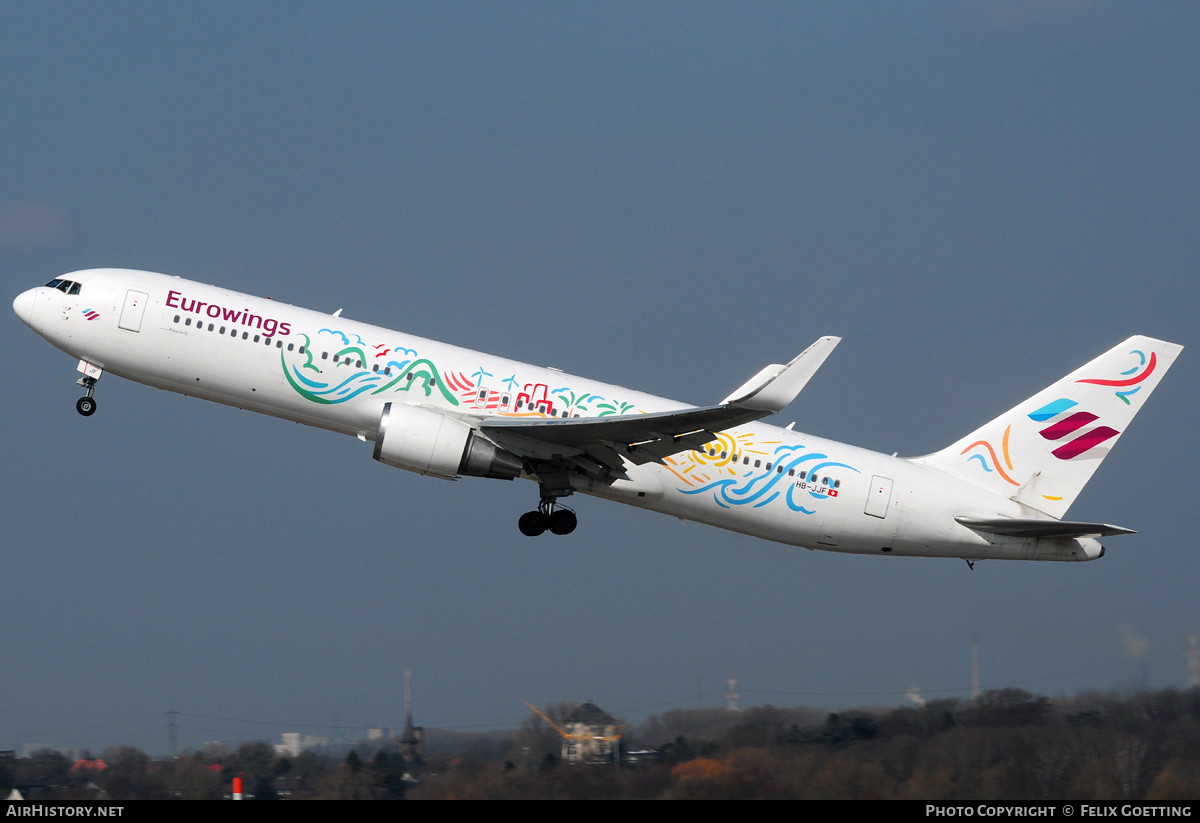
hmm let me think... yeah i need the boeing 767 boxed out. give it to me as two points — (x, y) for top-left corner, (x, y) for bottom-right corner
(13, 269), (1182, 565)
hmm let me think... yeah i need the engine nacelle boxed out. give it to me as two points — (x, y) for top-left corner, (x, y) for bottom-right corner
(372, 402), (524, 481)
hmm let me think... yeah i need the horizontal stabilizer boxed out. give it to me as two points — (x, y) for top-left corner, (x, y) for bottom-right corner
(721, 336), (840, 412)
(955, 517), (1136, 539)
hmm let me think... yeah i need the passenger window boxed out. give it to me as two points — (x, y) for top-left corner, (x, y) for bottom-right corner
(384, 368), (390, 376)
(754, 460), (761, 468)
(243, 332), (248, 339)
(287, 343), (294, 351)
(220, 327), (226, 334)
(277, 340), (283, 348)
(253, 335), (260, 343)
(373, 364), (380, 373)
(321, 352), (328, 360)
(298, 345), (304, 353)
(174, 315), (180, 323)
(208, 323), (214, 331)
(185, 318), (192, 326)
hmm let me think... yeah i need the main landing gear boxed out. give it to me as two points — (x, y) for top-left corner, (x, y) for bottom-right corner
(518, 498), (577, 537)
(518, 468), (578, 537)
(76, 375), (98, 417)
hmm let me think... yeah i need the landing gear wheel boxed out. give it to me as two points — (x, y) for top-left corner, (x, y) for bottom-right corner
(76, 396), (97, 416)
(549, 509), (577, 535)
(520, 483), (578, 537)
(518, 511), (547, 537)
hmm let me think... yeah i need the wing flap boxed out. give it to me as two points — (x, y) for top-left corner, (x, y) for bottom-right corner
(482, 404), (757, 448)
(481, 408), (735, 468)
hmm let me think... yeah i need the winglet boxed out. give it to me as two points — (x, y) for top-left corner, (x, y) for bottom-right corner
(721, 336), (840, 412)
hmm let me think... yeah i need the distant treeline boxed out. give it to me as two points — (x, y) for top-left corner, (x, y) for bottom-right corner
(4, 688), (1199, 799)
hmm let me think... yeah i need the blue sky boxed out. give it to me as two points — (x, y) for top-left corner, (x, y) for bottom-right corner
(2, 2), (1197, 755)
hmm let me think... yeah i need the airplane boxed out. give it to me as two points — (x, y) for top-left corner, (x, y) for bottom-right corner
(13, 269), (1182, 566)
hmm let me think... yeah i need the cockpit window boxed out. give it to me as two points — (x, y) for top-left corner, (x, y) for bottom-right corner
(43, 278), (82, 295)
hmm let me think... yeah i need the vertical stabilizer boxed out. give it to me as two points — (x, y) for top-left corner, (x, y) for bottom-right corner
(914, 336), (1182, 518)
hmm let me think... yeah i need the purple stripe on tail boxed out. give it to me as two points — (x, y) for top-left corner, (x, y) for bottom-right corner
(1039, 411), (1098, 440)
(1051, 426), (1119, 460)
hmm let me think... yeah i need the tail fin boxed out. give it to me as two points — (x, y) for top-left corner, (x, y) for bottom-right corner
(914, 336), (1183, 518)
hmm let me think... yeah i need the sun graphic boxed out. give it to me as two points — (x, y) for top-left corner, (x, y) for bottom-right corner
(664, 431), (774, 487)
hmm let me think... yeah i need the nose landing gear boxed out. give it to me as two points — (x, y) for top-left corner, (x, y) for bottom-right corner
(75, 375), (98, 417)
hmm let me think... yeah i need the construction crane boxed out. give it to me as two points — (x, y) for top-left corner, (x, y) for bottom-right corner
(523, 701), (625, 766)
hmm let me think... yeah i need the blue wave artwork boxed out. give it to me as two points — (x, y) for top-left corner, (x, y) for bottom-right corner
(289, 364), (382, 403)
(679, 444), (859, 514)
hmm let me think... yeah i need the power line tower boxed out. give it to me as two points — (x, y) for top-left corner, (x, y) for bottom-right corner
(166, 709), (180, 758)
(1187, 631), (1200, 690)
(971, 636), (981, 700)
(400, 669), (425, 759)
(725, 671), (741, 711)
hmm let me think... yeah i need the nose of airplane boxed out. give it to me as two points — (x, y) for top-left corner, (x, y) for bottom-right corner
(13, 288), (37, 326)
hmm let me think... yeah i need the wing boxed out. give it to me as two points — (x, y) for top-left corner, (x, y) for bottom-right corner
(478, 336), (840, 478)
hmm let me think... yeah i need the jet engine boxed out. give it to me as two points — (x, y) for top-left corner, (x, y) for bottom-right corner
(372, 401), (525, 481)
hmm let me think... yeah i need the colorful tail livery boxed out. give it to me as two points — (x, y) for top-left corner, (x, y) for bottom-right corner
(12, 270), (1185, 563)
(916, 336), (1183, 519)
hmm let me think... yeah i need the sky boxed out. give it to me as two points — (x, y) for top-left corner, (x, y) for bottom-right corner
(2, 1), (1197, 756)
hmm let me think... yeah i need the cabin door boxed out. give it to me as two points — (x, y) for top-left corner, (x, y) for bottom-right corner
(118, 290), (149, 332)
(864, 475), (894, 519)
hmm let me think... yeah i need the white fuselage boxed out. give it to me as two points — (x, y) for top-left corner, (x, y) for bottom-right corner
(13, 269), (1103, 562)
